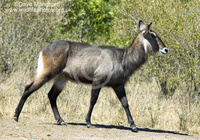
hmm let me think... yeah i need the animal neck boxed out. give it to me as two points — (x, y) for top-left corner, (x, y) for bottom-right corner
(122, 35), (148, 78)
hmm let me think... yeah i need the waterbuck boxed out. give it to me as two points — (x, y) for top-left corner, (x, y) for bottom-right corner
(14, 20), (168, 132)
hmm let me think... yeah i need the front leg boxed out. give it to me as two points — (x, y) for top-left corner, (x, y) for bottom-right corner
(113, 86), (138, 132)
(85, 82), (102, 128)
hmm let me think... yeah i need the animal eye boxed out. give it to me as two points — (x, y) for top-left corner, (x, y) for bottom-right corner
(151, 33), (156, 38)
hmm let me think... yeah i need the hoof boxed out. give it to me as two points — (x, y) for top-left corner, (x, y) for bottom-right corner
(57, 121), (67, 125)
(14, 117), (18, 122)
(61, 122), (67, 125)
(56, 118), (67, 125)
(131, 127), (139, 132)
(87, 124), (93, 128)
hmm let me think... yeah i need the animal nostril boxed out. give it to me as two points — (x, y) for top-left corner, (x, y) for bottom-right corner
(164, 48), (168, 53)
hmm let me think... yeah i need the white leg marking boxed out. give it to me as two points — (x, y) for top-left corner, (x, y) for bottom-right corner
(37, 52), (44, 76)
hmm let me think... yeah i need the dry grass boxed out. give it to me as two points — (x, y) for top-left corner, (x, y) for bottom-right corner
(0, 70), (199, 135)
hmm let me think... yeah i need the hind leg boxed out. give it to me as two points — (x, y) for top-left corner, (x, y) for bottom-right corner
(48, 75), (67, 125)
(14, 74), (51, 122)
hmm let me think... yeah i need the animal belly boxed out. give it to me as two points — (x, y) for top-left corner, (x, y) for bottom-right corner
(63, 66), (95, 84)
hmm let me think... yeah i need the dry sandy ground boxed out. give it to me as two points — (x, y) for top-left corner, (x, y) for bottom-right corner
(0, 118), (199, 140)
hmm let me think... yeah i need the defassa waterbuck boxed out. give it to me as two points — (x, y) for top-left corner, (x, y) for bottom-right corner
(14, 20), (168, 132)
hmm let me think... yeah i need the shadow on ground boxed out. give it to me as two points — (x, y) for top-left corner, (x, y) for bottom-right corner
(64, 122), (188, 136)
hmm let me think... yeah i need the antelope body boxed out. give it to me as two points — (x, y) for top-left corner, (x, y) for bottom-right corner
(14, 21), (168, 132)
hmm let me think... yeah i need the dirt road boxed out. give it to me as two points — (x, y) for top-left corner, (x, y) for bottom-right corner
(0, 118), (199, 140)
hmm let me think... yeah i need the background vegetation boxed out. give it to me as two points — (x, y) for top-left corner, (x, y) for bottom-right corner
(0, 0), (199, 134)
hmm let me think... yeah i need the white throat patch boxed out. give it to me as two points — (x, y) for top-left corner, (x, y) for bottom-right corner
(141, 31), (149, 55)
(143, 39), (149, 55)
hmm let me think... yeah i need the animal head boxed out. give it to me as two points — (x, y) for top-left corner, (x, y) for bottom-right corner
(139, 20), (168, 55)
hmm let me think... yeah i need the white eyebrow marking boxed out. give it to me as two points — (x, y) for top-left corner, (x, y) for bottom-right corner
(150, 32), (157, 37)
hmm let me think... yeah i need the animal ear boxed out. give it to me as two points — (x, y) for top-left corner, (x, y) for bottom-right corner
(147, 22), (152, 30)
(139, 20), (146, 31)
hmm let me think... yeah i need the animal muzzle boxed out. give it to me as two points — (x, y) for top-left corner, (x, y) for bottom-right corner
(159, 47), (168, 54)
